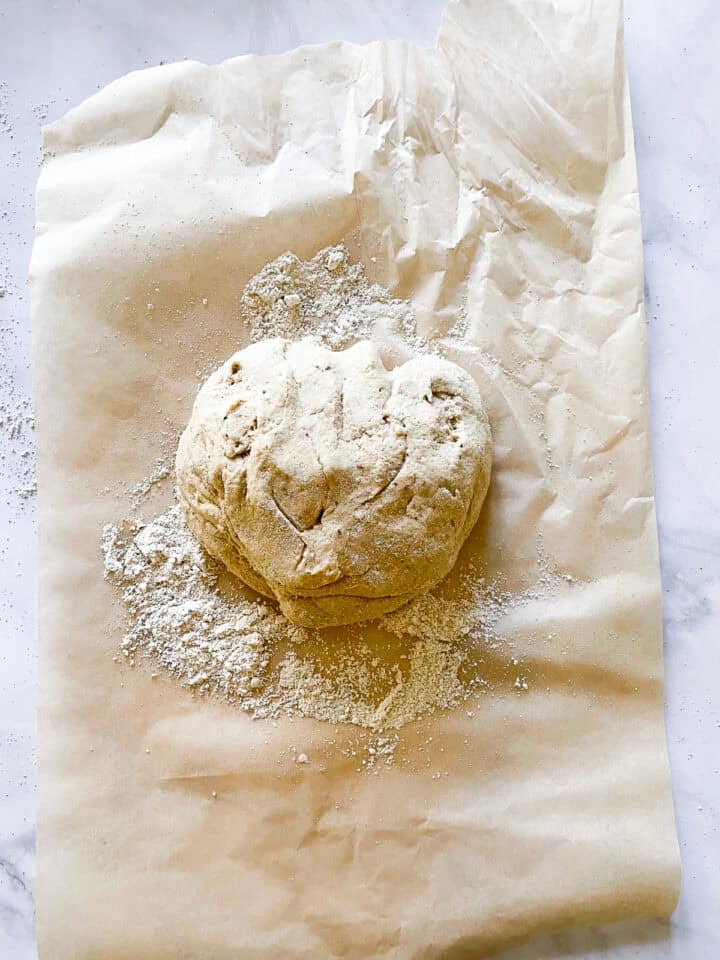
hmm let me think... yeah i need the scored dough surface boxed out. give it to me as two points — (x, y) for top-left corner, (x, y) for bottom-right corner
(176, 338), (492, 627)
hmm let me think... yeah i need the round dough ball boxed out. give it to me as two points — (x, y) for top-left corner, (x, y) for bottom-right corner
(176, 338), (492, 628)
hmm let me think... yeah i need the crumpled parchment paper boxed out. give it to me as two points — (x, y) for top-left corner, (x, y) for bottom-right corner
(30, 1), (680, 956)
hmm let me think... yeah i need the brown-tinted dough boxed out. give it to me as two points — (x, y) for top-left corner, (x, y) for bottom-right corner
(176, 338), (492, 627)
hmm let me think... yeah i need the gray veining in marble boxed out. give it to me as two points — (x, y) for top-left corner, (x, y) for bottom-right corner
(1, 1), (718, 958)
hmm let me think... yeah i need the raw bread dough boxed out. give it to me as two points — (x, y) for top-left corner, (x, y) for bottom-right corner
(176, 338), (492, 627)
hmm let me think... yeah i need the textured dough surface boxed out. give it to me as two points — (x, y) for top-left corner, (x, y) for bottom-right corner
(176, 338), (492, 627)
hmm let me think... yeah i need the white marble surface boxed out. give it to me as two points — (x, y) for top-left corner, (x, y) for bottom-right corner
(1, 0), (718, 957)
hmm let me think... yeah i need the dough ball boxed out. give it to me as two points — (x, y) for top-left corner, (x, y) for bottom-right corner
(176, 338), (492, 627)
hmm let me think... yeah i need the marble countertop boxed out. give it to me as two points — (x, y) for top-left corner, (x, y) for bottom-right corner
(1, 1), (718, 957)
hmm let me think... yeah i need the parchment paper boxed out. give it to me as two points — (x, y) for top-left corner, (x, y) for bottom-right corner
(31, 1), (680, 956)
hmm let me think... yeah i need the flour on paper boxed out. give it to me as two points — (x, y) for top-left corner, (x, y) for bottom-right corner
(104, 504), (561, 734)
(241, 245), (426, 355)
(103, 245), (556, 738)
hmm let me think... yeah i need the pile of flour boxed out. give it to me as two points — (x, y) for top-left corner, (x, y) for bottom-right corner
(103, 245), (553, 734)
(240, 244), (426, 354)
(104, 505), (554, 732)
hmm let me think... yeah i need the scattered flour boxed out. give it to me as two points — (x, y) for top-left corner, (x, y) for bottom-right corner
(128, 457), (172, 507)
(103, 505), (559, 733)
(102, 245), (561, 745)
(0, 391), (36, 505)
(103, 507), (299, 702)
(240, 245), (426, 354)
